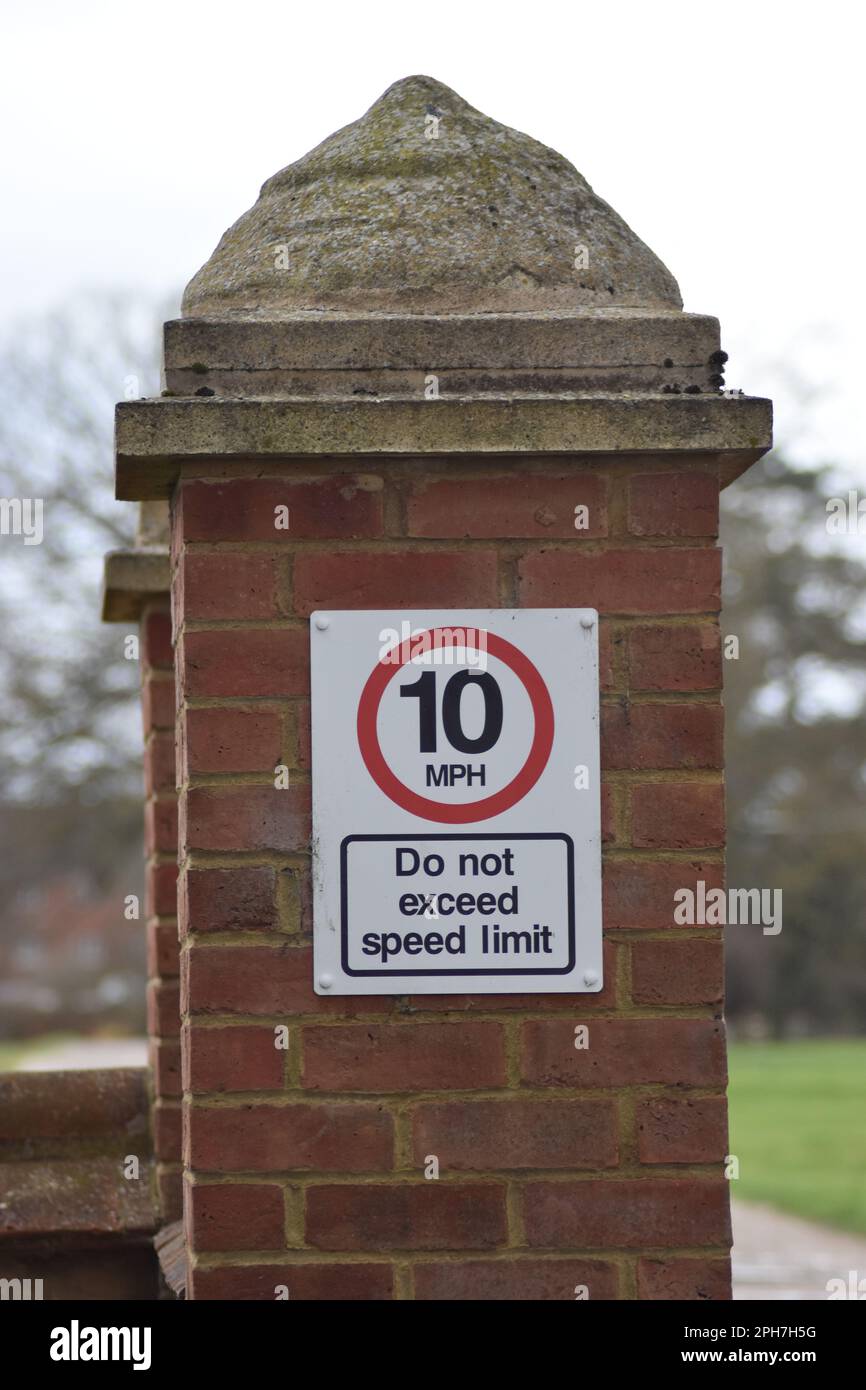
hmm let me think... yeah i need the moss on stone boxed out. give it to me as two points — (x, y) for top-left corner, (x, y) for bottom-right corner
(183, 75), (682, 317)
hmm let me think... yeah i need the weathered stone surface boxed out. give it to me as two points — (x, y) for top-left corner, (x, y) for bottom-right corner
(0, 1158), (155, 1238)
(115, 394), (773, 500)
(114, 75), (772, 506)
(0, 1068), (149, 1145)
(137, 500), (169, 546)
(182, 75), (682, 317)
(162, 310), (721, 397)
(0, 1069), (157, 1249)
(166, 312), (715, 373)
(102, 549), (171, 621)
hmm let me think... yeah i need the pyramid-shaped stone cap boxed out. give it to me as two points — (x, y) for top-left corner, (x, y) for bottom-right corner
(182, 75), (682, 317)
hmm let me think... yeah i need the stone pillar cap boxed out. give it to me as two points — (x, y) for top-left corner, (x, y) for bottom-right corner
(113, 78), (772, 502)
(182, 75), (682, 318)
(101, 502), (170, 622)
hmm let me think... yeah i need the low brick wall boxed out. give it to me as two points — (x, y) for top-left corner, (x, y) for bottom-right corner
(0, 1068), (159, 1300)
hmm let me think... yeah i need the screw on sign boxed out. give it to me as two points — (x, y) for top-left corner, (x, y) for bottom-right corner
(310, 609), (603, 995)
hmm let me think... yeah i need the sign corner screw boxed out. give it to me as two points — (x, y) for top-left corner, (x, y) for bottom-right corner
(318, 973), (334, 990)
(583, 969), (599, 987)
(315, 615), (331, 631)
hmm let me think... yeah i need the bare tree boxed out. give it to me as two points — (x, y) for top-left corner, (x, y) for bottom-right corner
(0, 290), (176, 805)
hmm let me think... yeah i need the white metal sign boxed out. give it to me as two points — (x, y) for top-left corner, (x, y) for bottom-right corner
(310, 609), (602, 995)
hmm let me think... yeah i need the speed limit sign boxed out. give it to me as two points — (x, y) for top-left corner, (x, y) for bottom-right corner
(310, 609), (602, 995)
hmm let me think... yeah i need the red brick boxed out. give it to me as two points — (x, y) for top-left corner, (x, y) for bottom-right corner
(601, 784), (616, 843)
(521, 1019), (727, 1087)
(414, 1258), (619, 1300)
(147, 979), (181, 1038)
(144, 731), (176, 795)
(179, 552), (283, 621)
(603, 859), (724, 930)
(184, 707), (283, 775)
(146, 862), (178, 918)
(150, 1040), (182, 1098)
(187, 1104), (393, 1172)
(598, 623), (621, 691)
(601, 702), (723, 770)
(145, 798), (178, 856)
(628, 472), (718, 538)
(292, 702), (311, 772)
(631, 939), (724, 1006)
(523, 1179), (730, 1249)
(143, 609), (173, 669)
(182, 784), (310, 854)
(290, 867), (314, 935)
(518, 548), (721, 614)
(183, 1024), (286, 1093)
(181, 628), (308, 698)
(411, 1099), (618, 1169)
(182, 867), (278, 934)
(184, 943), (392, 1017)
(637, 1257), (731, 1300)
(157, 1167), (183, 1224)
(179, 476), (384, 542)
(407, 474), (607, 539)
(629, 624), (721, 691)
(637, 1096), (728, 1164)
(154, 1103), (182, 1162)
(142, 676), (175, 732)
(189, 1262), (393, 1300)
(293, 551), (499, 617)
(189, 1183), (285, 1251)
(631, 782), (725, 849)
(147, 919), (180, 978)
(302, 1023), (506, 1092)
(306, 1183), (506, 1250)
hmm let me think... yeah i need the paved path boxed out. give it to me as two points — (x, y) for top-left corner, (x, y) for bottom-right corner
(17, 1037), (148, 1071)
(732, 1199), (866, 1300)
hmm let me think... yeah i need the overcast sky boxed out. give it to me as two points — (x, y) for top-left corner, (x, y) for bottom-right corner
(1, 0), (862, 474)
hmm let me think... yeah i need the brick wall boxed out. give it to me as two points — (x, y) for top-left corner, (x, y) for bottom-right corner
(141, 602), (182, 1222)
(0, 1069), (158, 1299)
(173, 454), (730, 1301)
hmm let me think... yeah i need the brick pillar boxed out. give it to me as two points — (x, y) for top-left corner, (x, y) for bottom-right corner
(141, 602), (182, 1222)
(103, 508), (181, 1223)
(113, 75), (772, 1300)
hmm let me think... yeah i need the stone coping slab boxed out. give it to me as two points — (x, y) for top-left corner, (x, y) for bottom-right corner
(162, 311), (722, 397)
(102, 549), (171, 621)
(116, 394), (772, 500)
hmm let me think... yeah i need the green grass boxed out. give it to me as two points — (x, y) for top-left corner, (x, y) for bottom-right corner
(728, 1039), (866, 1234)
(0, 1033), (79, 1073)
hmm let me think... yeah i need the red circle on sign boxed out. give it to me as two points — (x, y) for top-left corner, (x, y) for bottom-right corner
(357, 628), (554, 824)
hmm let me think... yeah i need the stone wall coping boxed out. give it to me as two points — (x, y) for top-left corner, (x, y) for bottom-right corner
(102, 548), (171, 621)
(116, 393), (772, 500)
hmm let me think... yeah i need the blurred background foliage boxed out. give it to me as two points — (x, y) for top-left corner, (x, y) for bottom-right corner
(721, 454), (866, 1036)
(0, 293), (173, 1037)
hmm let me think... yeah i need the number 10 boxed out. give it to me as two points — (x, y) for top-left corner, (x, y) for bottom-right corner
(400, 671), (503, 754)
